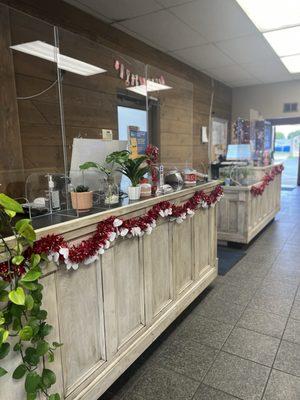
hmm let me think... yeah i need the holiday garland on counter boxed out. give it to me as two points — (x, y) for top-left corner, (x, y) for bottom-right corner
(23, 185), (223, 272)
(250, 164), (284, 197)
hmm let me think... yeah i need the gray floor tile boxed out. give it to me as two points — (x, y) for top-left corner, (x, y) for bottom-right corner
(149, 336), (218, 381)
(295, 289), (300, 302)
(249, 292), (293, 317)
(173, 315), (233, 350)
(208, 282), (256, 307)
(263, 369), (300, 400)
(238, 307), (287, 338)
(196, 298), (245, 325)
(128, 365), (199, 400)
(259, 280), (298, 300)
(204, 352), (270, 400)
(274, 340), (300, 377)
(264, 269), (300, 286)
(290, 300), (300, 320)
(223, 327), (280, 367)
(283, 318), (300, 344)
(193, 384), (240, 399)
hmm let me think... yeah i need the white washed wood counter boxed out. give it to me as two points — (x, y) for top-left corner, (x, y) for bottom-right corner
(217, 164), (282, 244)
(1, 181), (219, 400)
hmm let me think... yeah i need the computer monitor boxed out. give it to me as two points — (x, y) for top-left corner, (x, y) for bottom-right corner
(226, 144), (251, 161)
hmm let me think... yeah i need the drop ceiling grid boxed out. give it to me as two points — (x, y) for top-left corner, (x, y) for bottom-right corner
(64, 0), (296, 87)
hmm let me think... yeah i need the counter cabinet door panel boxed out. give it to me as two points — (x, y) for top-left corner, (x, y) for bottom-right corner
(143, 221), (173, 321)
(193, 209), (210, 277)
(208, 206), (217, 269)
(102, 237), (145, 356)
(56, 259), (106, 396)
(172, 216), (194, 296)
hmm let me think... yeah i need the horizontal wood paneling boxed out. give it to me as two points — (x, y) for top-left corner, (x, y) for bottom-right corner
(0, 1), (232, 198)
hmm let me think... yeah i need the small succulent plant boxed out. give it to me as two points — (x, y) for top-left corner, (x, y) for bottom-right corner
(75, 185), (89, 192)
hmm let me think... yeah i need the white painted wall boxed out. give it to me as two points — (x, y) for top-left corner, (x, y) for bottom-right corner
(232, 80), (300, 120)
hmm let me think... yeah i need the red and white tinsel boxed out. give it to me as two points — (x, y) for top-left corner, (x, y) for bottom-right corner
(30, 186), (223, 271)
(250, 164), (284, 197)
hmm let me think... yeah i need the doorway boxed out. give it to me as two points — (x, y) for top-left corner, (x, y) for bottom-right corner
(268, 117), (300, 188)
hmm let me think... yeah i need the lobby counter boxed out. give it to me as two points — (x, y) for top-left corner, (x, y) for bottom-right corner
(2, 181), (220, 400)
(217, 164), (283, 244)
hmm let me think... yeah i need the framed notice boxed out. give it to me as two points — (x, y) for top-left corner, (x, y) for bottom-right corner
(211, 118), (228, 162)
(128, 126), (148, 158)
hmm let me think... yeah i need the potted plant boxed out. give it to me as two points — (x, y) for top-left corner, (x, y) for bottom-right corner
(71, 185), (93, 212)
(79, 161), (119, 206)
(106, 150), (150, 200)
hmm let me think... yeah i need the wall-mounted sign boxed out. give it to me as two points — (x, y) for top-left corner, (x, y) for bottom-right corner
(114, 60), (165, 87)
(128, 126), (148, 158)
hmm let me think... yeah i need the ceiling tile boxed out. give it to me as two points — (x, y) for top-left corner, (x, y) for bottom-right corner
(156, 0), (193, 7)
(205, 64), (254, 84)
(216, 34), (278, 64)
(242, 60), (292, 83)
(227, 77), (263, 87)
(170, 0), (257, 42)
(120, 10), (207, 51)
(64, 0), (113, 22)
(66, 0), (161, 21)
(112, 23), (168, 52)
(171, 43), (234, 70)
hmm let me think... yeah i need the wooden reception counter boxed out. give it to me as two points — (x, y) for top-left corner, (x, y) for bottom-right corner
(217, 164), (283, 244)
(2, 181), (220, 400)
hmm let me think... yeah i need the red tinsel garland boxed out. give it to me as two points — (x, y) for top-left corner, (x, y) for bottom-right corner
(250, 164), (284, 197)
(0, 185), (223, 277)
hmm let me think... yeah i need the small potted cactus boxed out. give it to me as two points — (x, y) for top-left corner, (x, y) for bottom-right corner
(71, 185), (93, 212)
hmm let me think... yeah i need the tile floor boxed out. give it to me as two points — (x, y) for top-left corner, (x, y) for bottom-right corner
(99, 188), (300, 400)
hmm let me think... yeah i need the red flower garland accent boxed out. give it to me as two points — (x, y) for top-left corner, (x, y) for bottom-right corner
(250, 165), (284, 197)
(145, 144), (159, 194)
(1, 185), (222, 274)
(0, 261), (26, 282)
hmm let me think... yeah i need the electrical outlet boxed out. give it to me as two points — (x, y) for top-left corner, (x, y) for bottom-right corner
(102, 129), (113, 140)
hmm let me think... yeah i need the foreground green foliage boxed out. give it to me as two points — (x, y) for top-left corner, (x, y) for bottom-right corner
(0, 193), (62, 399)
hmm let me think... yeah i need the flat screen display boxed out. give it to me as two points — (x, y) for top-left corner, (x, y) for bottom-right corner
(226, 144), (251, 160)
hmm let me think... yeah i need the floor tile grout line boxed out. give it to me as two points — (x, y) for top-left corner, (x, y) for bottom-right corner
(104, 204), (299, 400)
(203, 237), (290, 400)
(259, 264), (300, 400)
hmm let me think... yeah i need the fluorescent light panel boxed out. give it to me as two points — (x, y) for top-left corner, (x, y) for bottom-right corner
(127, 81), (172, 96)
(281, 54), (300, 73)
(264, 26), (300, 57)
(236, 0), (300, 32)
(10, 41), (106, 76)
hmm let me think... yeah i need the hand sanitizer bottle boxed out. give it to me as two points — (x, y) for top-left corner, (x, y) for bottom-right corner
(48, 175), (61, 211)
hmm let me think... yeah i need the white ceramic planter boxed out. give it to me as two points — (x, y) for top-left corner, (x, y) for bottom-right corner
(128, 186), (141, 201)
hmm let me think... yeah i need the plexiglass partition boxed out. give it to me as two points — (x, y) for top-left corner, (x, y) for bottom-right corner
(0, 4), (150, 225)
(0, 4), (196, 229)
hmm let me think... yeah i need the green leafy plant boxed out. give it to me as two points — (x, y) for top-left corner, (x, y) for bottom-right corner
(0, 193), (62, 399)
(79, 161), (111, 178)
(105, 151), (150, 187)
(74, 185), (89, 192)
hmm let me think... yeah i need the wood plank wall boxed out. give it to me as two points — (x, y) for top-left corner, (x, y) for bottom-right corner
(0, 0), (232, 197)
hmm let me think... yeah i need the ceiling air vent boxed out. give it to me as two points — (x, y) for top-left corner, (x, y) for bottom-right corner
(283, 102), (298, 113)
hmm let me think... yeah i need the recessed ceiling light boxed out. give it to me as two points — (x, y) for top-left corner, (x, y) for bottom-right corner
(236, 0), (300, 32)
(127, 81), (172, 96)
(10, 40), (106, 76)
(281, 54), (300, 73)
(264, 26), (300, 57)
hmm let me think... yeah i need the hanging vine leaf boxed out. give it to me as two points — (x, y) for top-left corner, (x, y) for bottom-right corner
(0, 193), (23, 213)
(13, 364), (27, 380)
(0, 193), (61, 399)
(25, 372), (41, 393)
(8, 287), (26, 305)
(0, 343), (10, 359)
